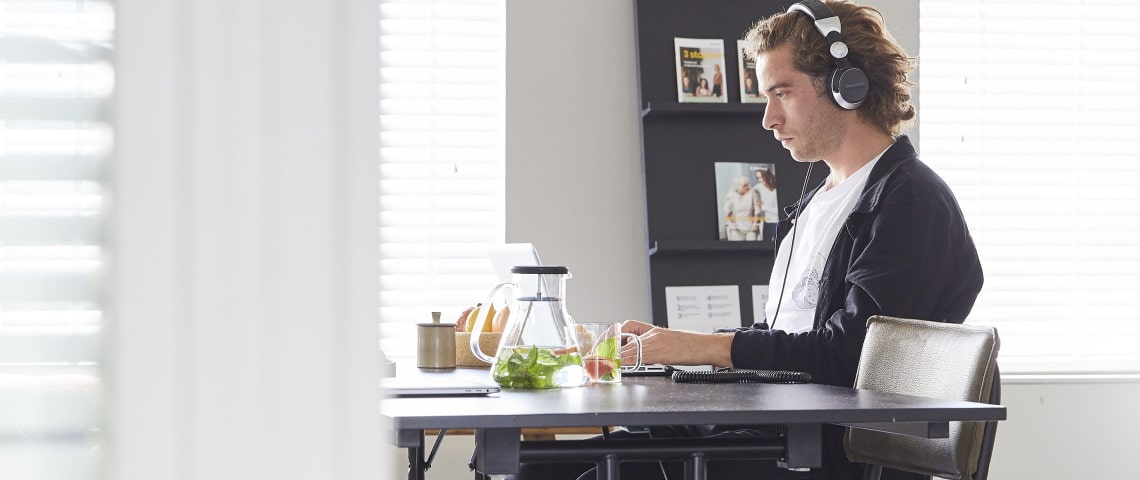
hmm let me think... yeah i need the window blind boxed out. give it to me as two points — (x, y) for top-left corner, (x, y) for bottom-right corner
(0, 0), (111, 476)
(378, 0), (505, 359)
(919, 0), (1140, 375)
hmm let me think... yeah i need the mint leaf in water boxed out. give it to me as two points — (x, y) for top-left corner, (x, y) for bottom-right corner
(594, 336), (619, 360)
(491, 346), (583, 389)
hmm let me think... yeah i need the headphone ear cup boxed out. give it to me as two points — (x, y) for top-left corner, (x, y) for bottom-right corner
(830, 66), (869, 110)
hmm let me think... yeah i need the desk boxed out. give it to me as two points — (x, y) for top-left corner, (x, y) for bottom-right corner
(382, 369), (1005, 480)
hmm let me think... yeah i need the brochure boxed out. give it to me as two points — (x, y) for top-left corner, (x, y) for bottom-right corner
(737, 40), (766, 103)
(664, 285), (741, 331)
(714, 162), (779, 241)
(674, 37), (728, 103)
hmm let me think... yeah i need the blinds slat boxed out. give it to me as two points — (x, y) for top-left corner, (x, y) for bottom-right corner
(0, 373), (98, 432)
(0, 217), (101, 245)
(0, 272), (99, 303)
(0, 155), (104, 181)
(0, 36), (110, 63)
(0, 332), (98, 364)
(0, 98), (107, 121)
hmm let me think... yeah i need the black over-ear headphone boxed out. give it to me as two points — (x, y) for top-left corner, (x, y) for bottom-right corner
(787, 0), (869, 109)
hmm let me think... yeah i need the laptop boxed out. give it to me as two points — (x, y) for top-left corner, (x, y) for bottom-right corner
(487, 242), (543, 284)
(624, 364), (714, 376)
(381, 375), (501, 398)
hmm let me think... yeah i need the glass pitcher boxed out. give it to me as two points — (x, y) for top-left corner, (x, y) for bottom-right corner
(470, 266), (586, 389)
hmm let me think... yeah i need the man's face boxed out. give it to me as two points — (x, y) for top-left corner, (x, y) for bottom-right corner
(756, 45), (845, 162)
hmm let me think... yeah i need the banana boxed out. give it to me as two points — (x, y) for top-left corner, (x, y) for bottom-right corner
(480, 304), (497, 333)
(464, 303), (482, 333)
(464, 303), (497, 333)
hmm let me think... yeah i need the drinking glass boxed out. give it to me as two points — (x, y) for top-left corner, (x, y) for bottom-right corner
(572, 323), (643, 384)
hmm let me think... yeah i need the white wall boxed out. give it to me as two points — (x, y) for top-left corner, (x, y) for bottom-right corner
(995, 378), (1140, 478)
(387, 1), (1140, 478)
(505, 1), (649, 326)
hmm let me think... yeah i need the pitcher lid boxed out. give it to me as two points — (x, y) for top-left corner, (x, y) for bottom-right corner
(510, 265), (568, 275)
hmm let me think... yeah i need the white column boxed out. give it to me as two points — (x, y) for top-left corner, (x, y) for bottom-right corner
(109, 0), (381, 479)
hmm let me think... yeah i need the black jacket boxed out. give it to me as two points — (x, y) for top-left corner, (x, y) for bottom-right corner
(727, 135), (983, 480)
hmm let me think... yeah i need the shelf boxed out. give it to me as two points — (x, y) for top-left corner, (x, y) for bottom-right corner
(649, 240), (774, 256)
(640, 101), (767, 118)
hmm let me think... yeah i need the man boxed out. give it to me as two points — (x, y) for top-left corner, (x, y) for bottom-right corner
(626, 1), (983, 478)
(516, 1), (982, 479)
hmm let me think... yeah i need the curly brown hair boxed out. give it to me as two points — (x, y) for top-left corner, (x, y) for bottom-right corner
(742, 0), (916, 136)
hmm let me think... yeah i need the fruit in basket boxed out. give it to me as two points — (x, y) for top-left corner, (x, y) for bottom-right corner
(455, 306), (475, 332)
(491, 305), (510, 333)
(464, 303), (496, 333)
(464, 304), (481, 332)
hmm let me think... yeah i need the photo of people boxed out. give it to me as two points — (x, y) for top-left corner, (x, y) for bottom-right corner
(675, 37), (728, 104)
(714, 162), (778, 241)
(750, 163), (779, 240)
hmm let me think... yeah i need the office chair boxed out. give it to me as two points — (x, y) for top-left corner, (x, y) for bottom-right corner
(844, 316), (1001, 480)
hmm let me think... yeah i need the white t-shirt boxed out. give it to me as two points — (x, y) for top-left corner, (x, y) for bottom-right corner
(764, 152), (885, 334)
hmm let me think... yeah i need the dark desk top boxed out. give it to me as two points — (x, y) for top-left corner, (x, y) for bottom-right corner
(381, 368), (1006, 432)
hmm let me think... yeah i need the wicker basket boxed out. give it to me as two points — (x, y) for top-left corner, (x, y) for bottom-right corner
(455, 332), (501, 368)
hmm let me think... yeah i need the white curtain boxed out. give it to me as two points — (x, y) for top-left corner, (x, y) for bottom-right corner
(110, 0), (383, 478)
(378, 0), (506, 359)
(920, 0), (1140, 375)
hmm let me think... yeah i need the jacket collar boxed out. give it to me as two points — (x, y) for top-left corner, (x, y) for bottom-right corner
(782, 135), (917, 219)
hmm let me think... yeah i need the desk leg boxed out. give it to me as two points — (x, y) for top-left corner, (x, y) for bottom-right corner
(780, 424), (822, 470)
(597, 453), (619, 480)
(473, 428), (521, 475)
(401, 430), (426, 480)
(685, 452), (707, 480)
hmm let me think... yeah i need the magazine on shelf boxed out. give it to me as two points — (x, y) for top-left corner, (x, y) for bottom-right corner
(674, 37), (728, 104)
(713, 162), (779, 241)
(737, 40), (766, 104)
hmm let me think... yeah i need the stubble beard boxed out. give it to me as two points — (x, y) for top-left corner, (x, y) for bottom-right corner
(788, 95), (846, 163)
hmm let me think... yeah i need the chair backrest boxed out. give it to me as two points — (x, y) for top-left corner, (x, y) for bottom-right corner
(844, 316), (1000, 480)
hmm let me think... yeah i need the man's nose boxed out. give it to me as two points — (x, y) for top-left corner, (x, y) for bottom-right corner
(762, 103), (779, 131)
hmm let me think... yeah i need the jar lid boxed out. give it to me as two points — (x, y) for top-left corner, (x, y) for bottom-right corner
(417, 322), (455, 327)
(417, 311), (454, 327)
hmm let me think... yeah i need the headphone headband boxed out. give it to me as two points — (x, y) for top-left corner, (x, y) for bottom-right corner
(788, 1), (842, 48)
(787, 0), (868, 109)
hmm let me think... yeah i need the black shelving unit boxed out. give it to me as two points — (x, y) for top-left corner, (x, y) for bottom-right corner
(634, 0), (828, 327)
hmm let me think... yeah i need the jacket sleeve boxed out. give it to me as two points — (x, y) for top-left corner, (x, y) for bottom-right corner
(728, 197), (969, 387)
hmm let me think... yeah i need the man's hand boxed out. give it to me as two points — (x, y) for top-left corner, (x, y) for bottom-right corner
(619, 320), (735, 368)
